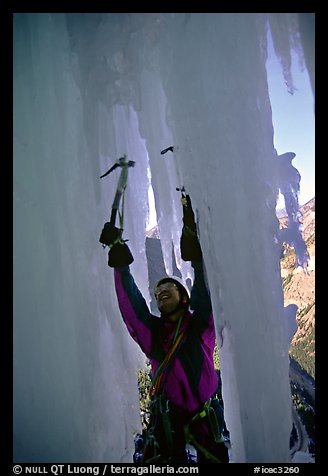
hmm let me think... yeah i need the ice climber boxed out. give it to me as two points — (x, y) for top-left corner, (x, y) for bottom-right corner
(99, 193), (229, 464)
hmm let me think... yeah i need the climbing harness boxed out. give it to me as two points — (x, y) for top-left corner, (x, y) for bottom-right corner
(100, 155), (135, 247)
(183, 399), (224, 463)
(142, 316), (189, 463)
(142, 394), (174, 463)
(140, 286), (225, 463)
(142, 395), (225, 464)
(142, 318), (225, 463)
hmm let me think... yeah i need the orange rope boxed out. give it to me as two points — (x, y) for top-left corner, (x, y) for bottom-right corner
(150, 329), (186, 396)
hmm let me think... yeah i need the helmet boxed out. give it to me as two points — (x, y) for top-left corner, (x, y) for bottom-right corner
(154, 275), (190, 299)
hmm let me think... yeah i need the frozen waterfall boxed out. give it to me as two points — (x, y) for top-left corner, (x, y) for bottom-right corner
(13, 13), (314, 463)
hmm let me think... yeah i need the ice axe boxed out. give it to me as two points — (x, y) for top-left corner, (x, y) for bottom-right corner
(160, 145), (186, 199)
(99, 155), (135, 247)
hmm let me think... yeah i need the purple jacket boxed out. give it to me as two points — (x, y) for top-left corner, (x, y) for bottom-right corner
(114, 261), (218, 413)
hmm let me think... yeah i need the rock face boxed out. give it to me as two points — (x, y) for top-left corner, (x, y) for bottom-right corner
(279, 197), (315, 378)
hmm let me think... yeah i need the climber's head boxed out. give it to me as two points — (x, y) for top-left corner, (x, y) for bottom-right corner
(154, 276), (190, 320)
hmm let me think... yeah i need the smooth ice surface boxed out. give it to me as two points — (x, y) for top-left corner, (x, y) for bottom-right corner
(13, 13), (313, 463)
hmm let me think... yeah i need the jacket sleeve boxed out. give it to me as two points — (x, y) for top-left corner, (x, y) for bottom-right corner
(114, 266), (155, 357)
(190, 260), (212, 314)
(189, 261), (216, 344)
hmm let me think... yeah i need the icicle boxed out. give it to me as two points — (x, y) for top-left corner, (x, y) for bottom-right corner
(277, 152), (310, 269)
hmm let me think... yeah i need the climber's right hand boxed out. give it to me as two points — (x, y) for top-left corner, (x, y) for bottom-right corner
(182, 194), (197, 232)
(180, 227), (203, 262)
(99, 222), (121, 247)
(180, 194), (203, 262)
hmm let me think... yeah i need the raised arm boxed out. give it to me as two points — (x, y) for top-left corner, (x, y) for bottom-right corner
(99, 222), (155, 356)
(179, 194), (215, 342)
(189, 260), (212, 314)
(114, 266), (155, 357)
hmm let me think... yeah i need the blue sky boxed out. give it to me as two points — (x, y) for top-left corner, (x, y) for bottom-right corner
(266, 33), (315, 208)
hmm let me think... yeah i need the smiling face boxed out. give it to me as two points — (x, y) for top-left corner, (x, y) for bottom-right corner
(155, 281), (180, 313)
(155, 281), (189, 320)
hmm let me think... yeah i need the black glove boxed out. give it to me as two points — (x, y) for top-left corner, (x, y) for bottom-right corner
(180, 195), (203, 262)
(99, 222), (134, 267)
(99, 222), (121, 247)
(108, 242), (134, 268)
(182, 195), (197, 231)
